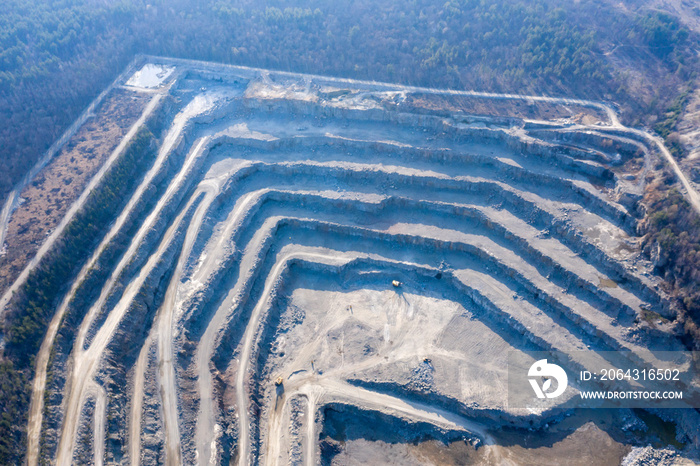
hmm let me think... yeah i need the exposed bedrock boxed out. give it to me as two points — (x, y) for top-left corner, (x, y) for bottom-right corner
(528, 128), (647, 164)
(319, 402), (477, 459)
(236, 97), (622, 187)
(202, 229), (672, 458)
(192, 192), (644, 352)
(177, 160), (665, 335)
(29, 62), (697, 466)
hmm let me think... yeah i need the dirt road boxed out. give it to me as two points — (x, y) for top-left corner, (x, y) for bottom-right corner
(53, 95), (219, 464)
(25, 91), (164, 466)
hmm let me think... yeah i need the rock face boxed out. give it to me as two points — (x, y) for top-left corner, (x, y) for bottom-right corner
(621, 446), (685, 466)
(22, 57), (700, 465)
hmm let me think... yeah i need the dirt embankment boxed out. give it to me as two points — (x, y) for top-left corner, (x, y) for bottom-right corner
(0, 89), (148, 293)
(26, 60), (700, 465)
(405, 93), (608, 124)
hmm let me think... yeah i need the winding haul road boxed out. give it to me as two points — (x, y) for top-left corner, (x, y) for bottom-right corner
(234, 249), (358, 466)
(13, 57), (700, 464)
(154, 186), (214, 466)
(25, 91), (165, 466)
(37, 91), (222, 465)
(646, 132), (700, 214)
(0, 61), (151, 321)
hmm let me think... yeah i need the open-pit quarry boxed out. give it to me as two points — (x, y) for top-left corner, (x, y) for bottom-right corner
(5, 57), (700, 465)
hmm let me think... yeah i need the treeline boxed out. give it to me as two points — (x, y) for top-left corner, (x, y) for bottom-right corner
(5, 128), (155, 363)
(642, 187), (700, 348)
(0, 128), (155, 464)
(654, 88), (693, 160)
(0, 360), (28, 464)
(1, 0), (697, 205)
(633, 11), (692, 67)
(0, 0), (139, 210)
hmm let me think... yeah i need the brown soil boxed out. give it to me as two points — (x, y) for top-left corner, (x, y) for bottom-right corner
(0, 88), (149, 293)
(409, 423), (630, 466)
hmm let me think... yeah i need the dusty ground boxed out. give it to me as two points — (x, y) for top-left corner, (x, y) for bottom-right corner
(405, 94), (609, 125)
(0, 88), (148, 292)
(325, 422), (631, 466)
(12, 58), (700, 466)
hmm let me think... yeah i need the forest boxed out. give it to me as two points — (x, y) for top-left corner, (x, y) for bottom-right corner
(0, 127), (156, 463)
(643, 187), (700, 346)
(0, 0), (698, 462)
(0, 0), (696, 204)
